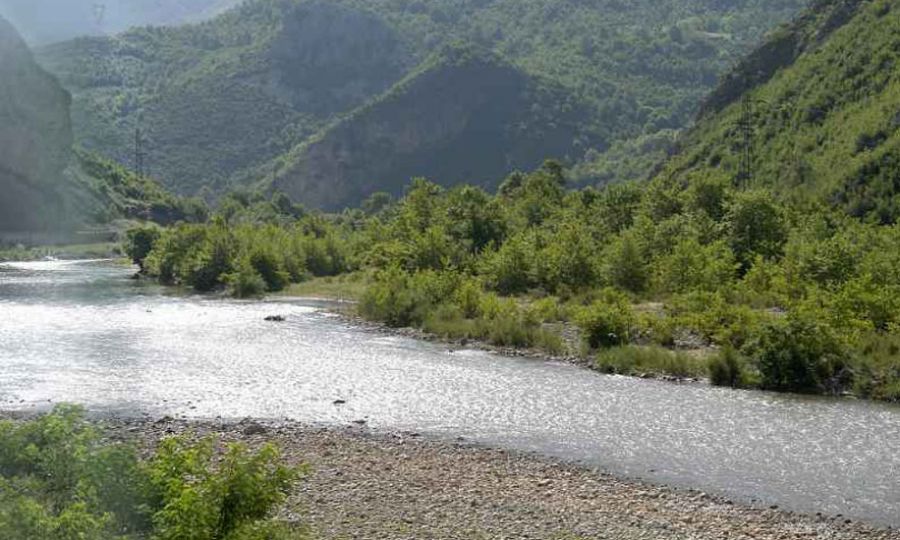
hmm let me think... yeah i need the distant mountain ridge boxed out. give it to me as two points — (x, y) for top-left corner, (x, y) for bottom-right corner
(0, 0), (243, 45)
(38, 0), (807, 206)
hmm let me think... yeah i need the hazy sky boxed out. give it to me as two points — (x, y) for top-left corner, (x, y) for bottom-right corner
(0, 0), (242, 45)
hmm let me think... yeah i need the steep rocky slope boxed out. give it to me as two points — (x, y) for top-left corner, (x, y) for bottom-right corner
(0, 15), (73, 233)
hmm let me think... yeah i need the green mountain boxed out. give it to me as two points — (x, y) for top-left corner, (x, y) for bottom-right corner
(271, 45), (598, 209)
(38, 0), (806, 204)
(0, 0), (242, 45)
(38, 0), (414, 197)
(656, 0), (900, 223)
(0, 15), (73, 234)
(0, 14), (202, 241)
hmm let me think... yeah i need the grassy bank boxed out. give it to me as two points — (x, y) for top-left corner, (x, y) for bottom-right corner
(278, 273), (369, 302)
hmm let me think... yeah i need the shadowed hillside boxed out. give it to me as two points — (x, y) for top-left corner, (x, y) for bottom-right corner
(0, 15), (72, 233)
(38, 0), (414, 196)
(272, 45), (597, 209)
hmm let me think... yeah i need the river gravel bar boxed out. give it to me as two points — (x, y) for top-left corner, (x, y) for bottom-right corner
(69, 416), (898, 540)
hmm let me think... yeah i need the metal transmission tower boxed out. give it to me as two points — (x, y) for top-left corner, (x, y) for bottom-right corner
(92, 3), (106, 28)
(736, 97), (767, 187)
(134, 127), (146, 178)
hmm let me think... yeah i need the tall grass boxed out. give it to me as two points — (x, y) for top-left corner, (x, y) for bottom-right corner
(595, 346), (707, 378)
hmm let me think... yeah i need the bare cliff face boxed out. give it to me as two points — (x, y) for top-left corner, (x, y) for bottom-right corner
(0, 15), (73, 233)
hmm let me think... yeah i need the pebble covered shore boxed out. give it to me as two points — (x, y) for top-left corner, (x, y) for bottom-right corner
(91, 416), (899, 540)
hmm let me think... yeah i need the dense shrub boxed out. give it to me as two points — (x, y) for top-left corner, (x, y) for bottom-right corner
(124, 226), (161, 271)
(225, 259), (268, 299)
(359, 267), (427, 327)
(708, 347), (755, 388)
(576, 291), (636, 349)
(850, 331), (900, 401)
(744, 313), (848, 393)
(0, 406), (306, 540)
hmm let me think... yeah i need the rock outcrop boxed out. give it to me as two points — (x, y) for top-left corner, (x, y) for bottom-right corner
(0, 15), (73, 234)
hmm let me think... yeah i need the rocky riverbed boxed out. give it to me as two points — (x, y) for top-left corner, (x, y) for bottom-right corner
(84, 415), (898, 540)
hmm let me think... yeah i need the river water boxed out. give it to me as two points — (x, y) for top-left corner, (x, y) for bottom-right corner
(0, 259), (898, 525)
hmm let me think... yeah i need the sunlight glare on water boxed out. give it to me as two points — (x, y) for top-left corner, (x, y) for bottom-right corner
(1, 260), (899, 525)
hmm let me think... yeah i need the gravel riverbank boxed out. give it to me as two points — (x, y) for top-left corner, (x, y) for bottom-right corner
(84, 416), (898, 540)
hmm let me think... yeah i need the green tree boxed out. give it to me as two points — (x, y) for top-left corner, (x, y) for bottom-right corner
(726, 190), (787, 269)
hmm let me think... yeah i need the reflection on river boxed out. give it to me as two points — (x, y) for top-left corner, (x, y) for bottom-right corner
(1, 260), (898, 525)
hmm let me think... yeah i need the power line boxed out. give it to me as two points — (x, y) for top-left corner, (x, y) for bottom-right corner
(134, 127), (145, 178)
(736, 96), (766, 187)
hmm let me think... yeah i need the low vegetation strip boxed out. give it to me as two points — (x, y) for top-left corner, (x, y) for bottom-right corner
(124, 160), (900, 402)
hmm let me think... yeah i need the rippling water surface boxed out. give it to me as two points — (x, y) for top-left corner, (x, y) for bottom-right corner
(1, 260), (898, 524)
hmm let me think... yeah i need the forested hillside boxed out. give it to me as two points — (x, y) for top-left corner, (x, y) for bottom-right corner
(658, 0), (900, 224)
(0, 0), (242, 45)
(131, 0), (900, 402)
(38, 0), (805, 203)
(0, 15), (73, 233)
(271, 44), (599, 209)
(38, 0), (414, 196)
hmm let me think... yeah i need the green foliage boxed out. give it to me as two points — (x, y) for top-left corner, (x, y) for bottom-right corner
(146, 437), (300, 540)
(653, 239), (738, 294)
(601, 232), (648, 294)
(225, 259), (268, 299)
(725, 190), (787, 269)
(0, 406), (306, 540)
(74, 151), (209, 226)
(849, 331), (900, 402)
(708, 347), (754, 388)
(744, 312), (848, 393)
(595, 346), (706, 378)
(40, 0), (804, 199)
(143, 209), (354, 295)
(359, 266), (423, 328)
(124, 226), (162, 270)
(575, 291), (636, 349)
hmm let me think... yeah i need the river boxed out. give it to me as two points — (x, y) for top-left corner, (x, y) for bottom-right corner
(0, 259), (898, 525)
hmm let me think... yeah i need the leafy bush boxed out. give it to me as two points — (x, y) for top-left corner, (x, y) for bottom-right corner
(0, 406), (306, 540)
(124, 226), (161, 271)
(708, 347), (755, 388)
(850, 331), (900, 401)
(225, 259), (268, 299)
(576, 291), (636, 349)
(359, 266), (423, 327)
(146, 437), (300, 540)
(249, 248), (290, 293)
(744, 312), (848, 393)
